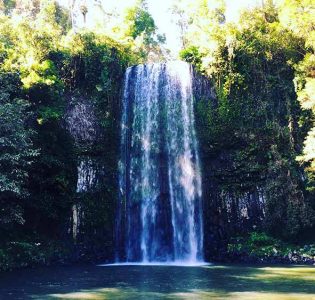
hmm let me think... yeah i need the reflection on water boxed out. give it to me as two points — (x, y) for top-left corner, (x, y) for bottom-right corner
(0, 264), (314, 299)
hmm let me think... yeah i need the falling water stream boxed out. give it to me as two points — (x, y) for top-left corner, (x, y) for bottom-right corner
(116, 61), (203, 263)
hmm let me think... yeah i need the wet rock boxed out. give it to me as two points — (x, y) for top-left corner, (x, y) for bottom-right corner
(64, 95), (102, 146)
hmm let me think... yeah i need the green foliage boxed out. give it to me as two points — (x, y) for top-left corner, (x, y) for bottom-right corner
(180, 46), (203, 72)
(0, 0), (139, 270)
(0, 0), (15, 15)
(184, 2), (315, 239)
(0, 96), (36, 196)
(58, 32), (134, 93)
(279, 0), (315, 192)
(123, 0), (167, 61)
(0, 72), (38, 229)
(0, 240), (72, 271)
(1, 0), (314, 270)
(228, 231), (315, 262)
(125, 0), (156, 41)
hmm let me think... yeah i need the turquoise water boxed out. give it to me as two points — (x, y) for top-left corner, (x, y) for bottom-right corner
(0, 264), (314, 299)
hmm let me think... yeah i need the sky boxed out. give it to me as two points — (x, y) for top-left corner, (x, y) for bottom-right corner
(59, 0), (262, 54)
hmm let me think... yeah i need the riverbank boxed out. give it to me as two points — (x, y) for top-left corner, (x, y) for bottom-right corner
(0, 239), (113, 272)
(0, 241), (70, 272)
(221, 232), (315, 265)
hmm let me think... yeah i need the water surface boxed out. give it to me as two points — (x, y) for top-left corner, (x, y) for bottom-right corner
(0, 264), (314, 299)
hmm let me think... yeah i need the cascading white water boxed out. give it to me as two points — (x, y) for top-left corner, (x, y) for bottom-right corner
(116, 61), (203, 263)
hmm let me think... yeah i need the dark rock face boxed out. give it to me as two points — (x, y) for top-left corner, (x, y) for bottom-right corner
(64, 96), (103, 146)
(76, 157), (106, 193)
(192, 69), (217, 104)
(64, 95), (108, 242)
(203, 187), (266, 260)
(63, 93), (119, 264)
(192, 71), (268, 260)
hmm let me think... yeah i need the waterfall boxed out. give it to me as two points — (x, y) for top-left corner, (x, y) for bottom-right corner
(116, 61), (203, 263)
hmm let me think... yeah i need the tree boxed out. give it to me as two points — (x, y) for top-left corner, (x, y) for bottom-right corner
(0, 72), (38, 228)
(279, 0), (315, 189)
(170, 0), (189, 49)
(123, 0), (167, 61)
(180, 1), (314, 238)
(0, 0), (16, 15)
(12, 0), (40, 18)
(80, 3), (87, 24)
(177, 0), (227, 78)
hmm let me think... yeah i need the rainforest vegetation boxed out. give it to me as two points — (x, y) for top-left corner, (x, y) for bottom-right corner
(0, 0), (314, 270)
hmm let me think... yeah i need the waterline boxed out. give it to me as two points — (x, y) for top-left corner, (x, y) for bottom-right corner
(98, 261), (211, 267)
